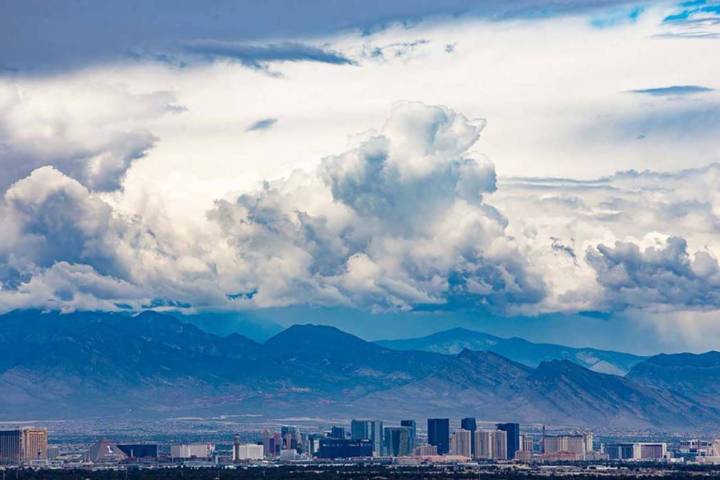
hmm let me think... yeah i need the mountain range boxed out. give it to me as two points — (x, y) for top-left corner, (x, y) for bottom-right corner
(376, 328), (645, 375)
(1, 310), (719, 432)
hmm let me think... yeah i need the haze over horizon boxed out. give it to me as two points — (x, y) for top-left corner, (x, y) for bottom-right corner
(2, 0), (720, 356)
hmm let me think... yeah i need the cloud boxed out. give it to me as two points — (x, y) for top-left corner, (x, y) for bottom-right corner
(0, 167), (148, 310)
(629, 85), (714, 96)
(657, 0), (720, 38)
(1, 167), (126, 277)
(246, 118), (278, 132)
(0, 166), (230, 312)
(0, 79), (183, 192)
(4, 100), (720, 325)
(363, 39), (430, 60)
(0, 103), (545, 314)
(0, 0), (641, 74)
(183, 41), (354, 69)
(587, 236), (720, 310)
(492, 163), (720, 313)
(589, 4), (645, 28)
(207, 102), (545, 312)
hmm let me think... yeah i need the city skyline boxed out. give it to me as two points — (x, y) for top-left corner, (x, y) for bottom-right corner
(1, 1), (720, 470)
(3, 414), (717, 467)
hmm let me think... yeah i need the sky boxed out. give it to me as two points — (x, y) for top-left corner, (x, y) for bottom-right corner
(1, 0), (720, 354)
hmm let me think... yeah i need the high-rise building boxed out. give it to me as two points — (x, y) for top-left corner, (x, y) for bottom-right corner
(0, 428), (48, 464)
(493, 430), (508, 460)
(350, 420), (383, 456)
(450, 429), (472, 458)
(520, 435), (534, 453)
(281, 426), (301, 451)
(233, 443), (263, 461)
(0, 429), (22, 463)
(306, 434), (323, 456)
(383, 427), (412, 457)
(400, 420), (416, 451)
(22, 428), (48, 462)
(496, 423), (519, 460)
(330, 426), (346, 439)
(266, 432), (282, 458)
(584, 432), (594, 453)
(475, 429), (507, 460)
(516, 435), (534, 461)
(427, 419), (450, 455)
(461, 418), (477, 455)
(542, 434), (591, 460)
(261, 430), (272, 458)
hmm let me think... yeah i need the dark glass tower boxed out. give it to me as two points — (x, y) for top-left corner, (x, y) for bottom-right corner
(427, 418), (450, 455)
(496, 423), (520, 460)
(461, 417), (477, 455)
(400, 420), (416, 451)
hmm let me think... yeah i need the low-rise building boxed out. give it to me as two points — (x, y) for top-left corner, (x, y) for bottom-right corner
(170, 443), (215, 460)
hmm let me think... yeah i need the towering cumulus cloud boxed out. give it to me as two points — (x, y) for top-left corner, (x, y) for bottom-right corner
(0, 102), (545, 313)
(210, 102), (545, 311)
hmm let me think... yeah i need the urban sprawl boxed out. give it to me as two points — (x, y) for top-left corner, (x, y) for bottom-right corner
(3, 418), (720, 472)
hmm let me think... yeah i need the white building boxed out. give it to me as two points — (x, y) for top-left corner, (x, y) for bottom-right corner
(450, 429), (472, 458)
(543, 434), (589, 459)
(233, 443), (263, 461)
(474, 429), (507, 460)
(170, 443), (215, 459)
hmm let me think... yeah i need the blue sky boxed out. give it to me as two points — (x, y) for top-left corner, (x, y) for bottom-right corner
(1, 0), (720, 353)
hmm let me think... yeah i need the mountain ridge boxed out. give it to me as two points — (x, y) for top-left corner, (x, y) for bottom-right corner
(376, 327), (645, 375)
(1, 309), (719, 432)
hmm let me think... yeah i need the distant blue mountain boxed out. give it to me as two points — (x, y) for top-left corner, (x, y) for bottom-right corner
(1, 310), (718, 431)
(627, 351), (720, 410)
(176, 311), (284, 342)
(376, 328), (645, 375)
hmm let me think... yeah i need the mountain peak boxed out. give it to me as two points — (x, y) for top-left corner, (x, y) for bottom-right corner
(265, 323), (383, 353)
(642, 351), (720, 368)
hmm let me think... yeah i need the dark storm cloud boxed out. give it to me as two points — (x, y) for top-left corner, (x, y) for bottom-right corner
(246, 118), (278, 132)
(587, 236), (720, 310)
(629, 85), (714, 96)
(0, 0), (645, 75)
(183, 41), (354, 68)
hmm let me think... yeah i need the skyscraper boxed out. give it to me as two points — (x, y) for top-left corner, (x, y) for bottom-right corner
(400, 420), (416, 451)
(330, 426), (346, 439)
(475, 429), (507, 460)
(496, 423), (520, 460)
(0, 428), (48, 463)
(461, 417), (477, 455)
(450, 429), (472, 457)
(281, 426), (300, 451)
(383, 427), (412, 457)
(427, 418), (450, 455)
(350, 420), (383, 456)
(0, 429), (21, 463)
